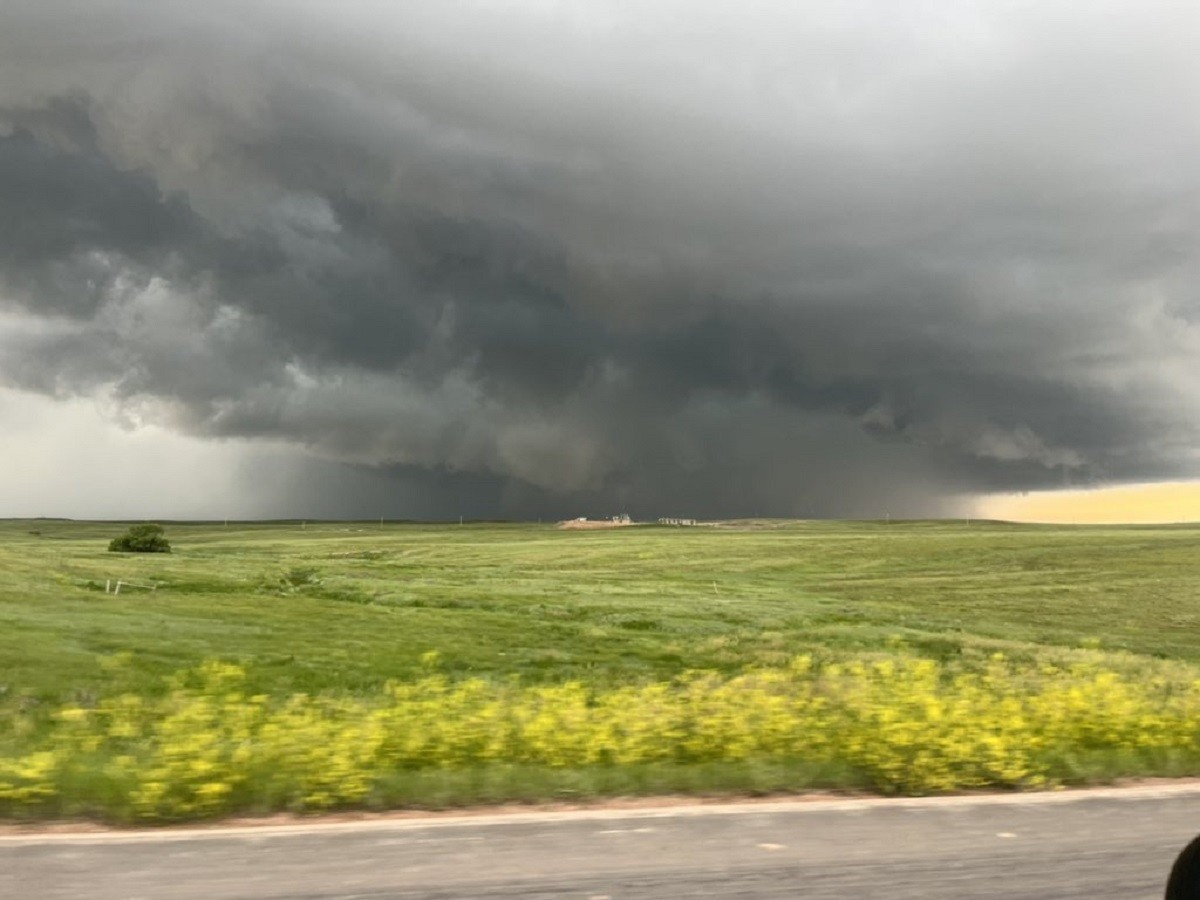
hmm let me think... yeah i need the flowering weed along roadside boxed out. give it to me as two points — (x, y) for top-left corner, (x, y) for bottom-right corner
(4, 651), (1200, 822)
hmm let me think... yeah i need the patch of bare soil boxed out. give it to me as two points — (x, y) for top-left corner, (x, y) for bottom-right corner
(6, 777), (1200, 836)
(0, 792), (859, 835)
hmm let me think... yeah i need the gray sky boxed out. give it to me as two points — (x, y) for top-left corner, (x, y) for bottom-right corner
(1, 0), (1198, 519)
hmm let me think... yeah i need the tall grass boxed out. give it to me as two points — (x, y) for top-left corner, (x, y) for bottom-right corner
(4, 650), (1200, 822)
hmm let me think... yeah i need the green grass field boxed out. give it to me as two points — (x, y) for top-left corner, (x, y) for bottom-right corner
(3, 518), (1200, 820)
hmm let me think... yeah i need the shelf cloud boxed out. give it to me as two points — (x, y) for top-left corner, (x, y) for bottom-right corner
(2, 1), (1198, 518)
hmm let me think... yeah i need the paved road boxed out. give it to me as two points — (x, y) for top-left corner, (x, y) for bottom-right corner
(4, 785), (1198, 899)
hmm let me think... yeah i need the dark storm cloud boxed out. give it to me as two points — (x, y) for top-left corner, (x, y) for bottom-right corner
(1, 0), (1199, 518)
(0, 126), (199, 316)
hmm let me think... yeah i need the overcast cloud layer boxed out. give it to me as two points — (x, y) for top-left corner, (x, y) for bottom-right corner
(1, 0), (1198, 519)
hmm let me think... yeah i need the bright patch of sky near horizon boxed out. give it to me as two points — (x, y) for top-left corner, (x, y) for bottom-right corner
(977, 481), (1200, 525)
(0, 386), (289, 520)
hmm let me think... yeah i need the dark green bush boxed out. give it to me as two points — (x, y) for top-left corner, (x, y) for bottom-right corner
(108, 523), (171, 554)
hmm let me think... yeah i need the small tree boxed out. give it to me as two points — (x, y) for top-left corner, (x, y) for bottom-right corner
(108, 523), (171, 553)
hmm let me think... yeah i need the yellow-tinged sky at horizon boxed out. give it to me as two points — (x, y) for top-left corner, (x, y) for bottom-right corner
(976, 481), (1200, 525)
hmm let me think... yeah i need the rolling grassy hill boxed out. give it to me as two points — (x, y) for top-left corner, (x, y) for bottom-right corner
(3, 518), (1199, 700)
(3, 518), (1200, 820)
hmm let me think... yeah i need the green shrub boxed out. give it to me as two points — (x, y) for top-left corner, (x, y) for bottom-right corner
(108, 524), (171, 554)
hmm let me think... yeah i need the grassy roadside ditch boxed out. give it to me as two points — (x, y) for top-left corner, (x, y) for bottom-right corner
(5, 650), (1200, 822)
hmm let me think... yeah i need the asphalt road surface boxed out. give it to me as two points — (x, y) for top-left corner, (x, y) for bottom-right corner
(4, 785), (1199, 899)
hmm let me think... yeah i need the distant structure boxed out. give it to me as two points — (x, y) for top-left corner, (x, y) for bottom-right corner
(559, 514), (634, 530)
(658, 517), (698, 526)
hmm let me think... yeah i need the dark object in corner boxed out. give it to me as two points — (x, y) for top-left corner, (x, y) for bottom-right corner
(108, 523), (171, 553)
(1166, 834), (1200, 899)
